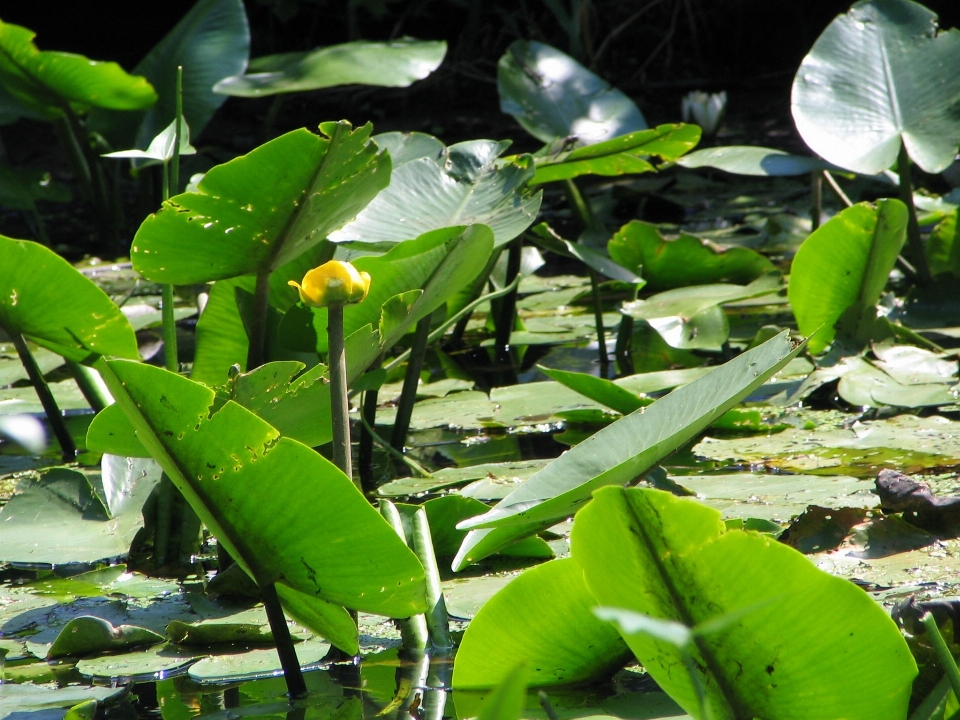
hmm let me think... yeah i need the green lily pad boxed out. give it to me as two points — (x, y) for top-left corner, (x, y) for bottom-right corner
(0, 684), (126, 720)
(0, 378), (89, 416)
(75, 643), (200, 680)
(694, 414), (960, 475)
(187, 637), (331, 683)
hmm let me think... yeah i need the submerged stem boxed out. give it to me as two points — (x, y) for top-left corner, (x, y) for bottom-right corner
(12, 334), (75, 461)
(328, 303), (357, 488)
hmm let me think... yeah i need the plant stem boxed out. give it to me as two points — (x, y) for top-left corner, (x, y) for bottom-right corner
(260, 582), (307, 698)
(390, 314), (431, 454)
(922, 612), (960, 703)
(29, 207), (51, 247)
(154, 475), (174, 566)
(327, 303), (357, 488)
(494, 238), (522, 354)
(589, 270), (610, 376)
(66, 361), (112, 413)
(411, 507), (452, 650)
(615, 285), (639, 376)
(897, 146), (932, 285)
(162, 284), (179, 372)
(810, 170), (822, 231)
(246, 270), (272, 371)
(171, 66), (183, 196)
(822, 170), (852, 207)
(358, 358), (383, 493)
(359, 411), (433, 478)
(538, 691), (561, 720)
(12, 334), (75, 461)
(378, 500), (429, 650)
(563, 179), (608, 372)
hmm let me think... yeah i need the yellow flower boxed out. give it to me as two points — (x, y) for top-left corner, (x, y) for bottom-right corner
(288, 261), (371, 308)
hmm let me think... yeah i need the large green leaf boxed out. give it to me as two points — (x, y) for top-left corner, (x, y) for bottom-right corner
(329, 135), (540, 248)
(89, 0), (249, 150)
(497, 40), (646, 144)
(0, 236), (139, 363)
(572, 487), (917, 719)
(791, 0), (960, 174)
(788, 199), (907, 354)
(131, 121), (389, 284)
(676, 146), (831, 176)
(452, 558), (630, 688)
(94, 360), (427, 631)
(284, 225), (494, 358)
(452, 332), (802, 569)
(927, 209), (960, 278)
(529, 124), (700, 185)
(214, 38), (445, 97)
(608, 221), (775, 292)
(0, 20), (156, 117)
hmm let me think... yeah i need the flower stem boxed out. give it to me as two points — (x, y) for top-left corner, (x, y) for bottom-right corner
(161, 284), (179, 372)
(13, 334), (75, 461)
(328, 303), (357, 488)
(171, 66), (183, 196)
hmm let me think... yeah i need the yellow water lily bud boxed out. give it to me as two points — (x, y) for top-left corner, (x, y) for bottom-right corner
(288, 261), (371, 308)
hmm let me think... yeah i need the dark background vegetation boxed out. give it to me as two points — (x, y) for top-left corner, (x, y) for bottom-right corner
(3, 0), (960, 251)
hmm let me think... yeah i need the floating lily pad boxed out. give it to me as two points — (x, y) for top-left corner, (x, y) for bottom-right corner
(187, 637), (331, 683)
(694, 415), (960, 475)
(0, 378), (89, 416)
(48, 616), (165, 658)
(75, 642), (200, 680)
(668, 472), (877, 524)
(0, 684), (126, 720)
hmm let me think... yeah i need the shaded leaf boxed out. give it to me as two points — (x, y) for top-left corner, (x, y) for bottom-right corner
(477, 661), (529, 720)
(89, 0), (250, 150)
(0, 21), (156, 117)
(677, 146), (831, 176)
(214, 38), (445, 97)
(497, 40), (646, 144)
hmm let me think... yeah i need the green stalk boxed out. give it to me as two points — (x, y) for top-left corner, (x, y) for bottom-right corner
(65, 361), (113, 413)
(378, 499), (429, 650)
(422, 655), (452, 720)
(28, 205), (51, 247)
(171, 66), (183, 196)
(897, 146), (932, 285)
(12, 334), (75, 461)
(328, 303), (357, 488)
(538, 691), (561, 720)
(64, 109), (116, 246)
(245, 271), (272, 371)
(390, 314), (432, 454)
(260, 582), (307, 698)
(411, 507), (452, 650)
(810, 170), (822, 231)
(922, 612), (960, 703)
(562, 179), (608, 371)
